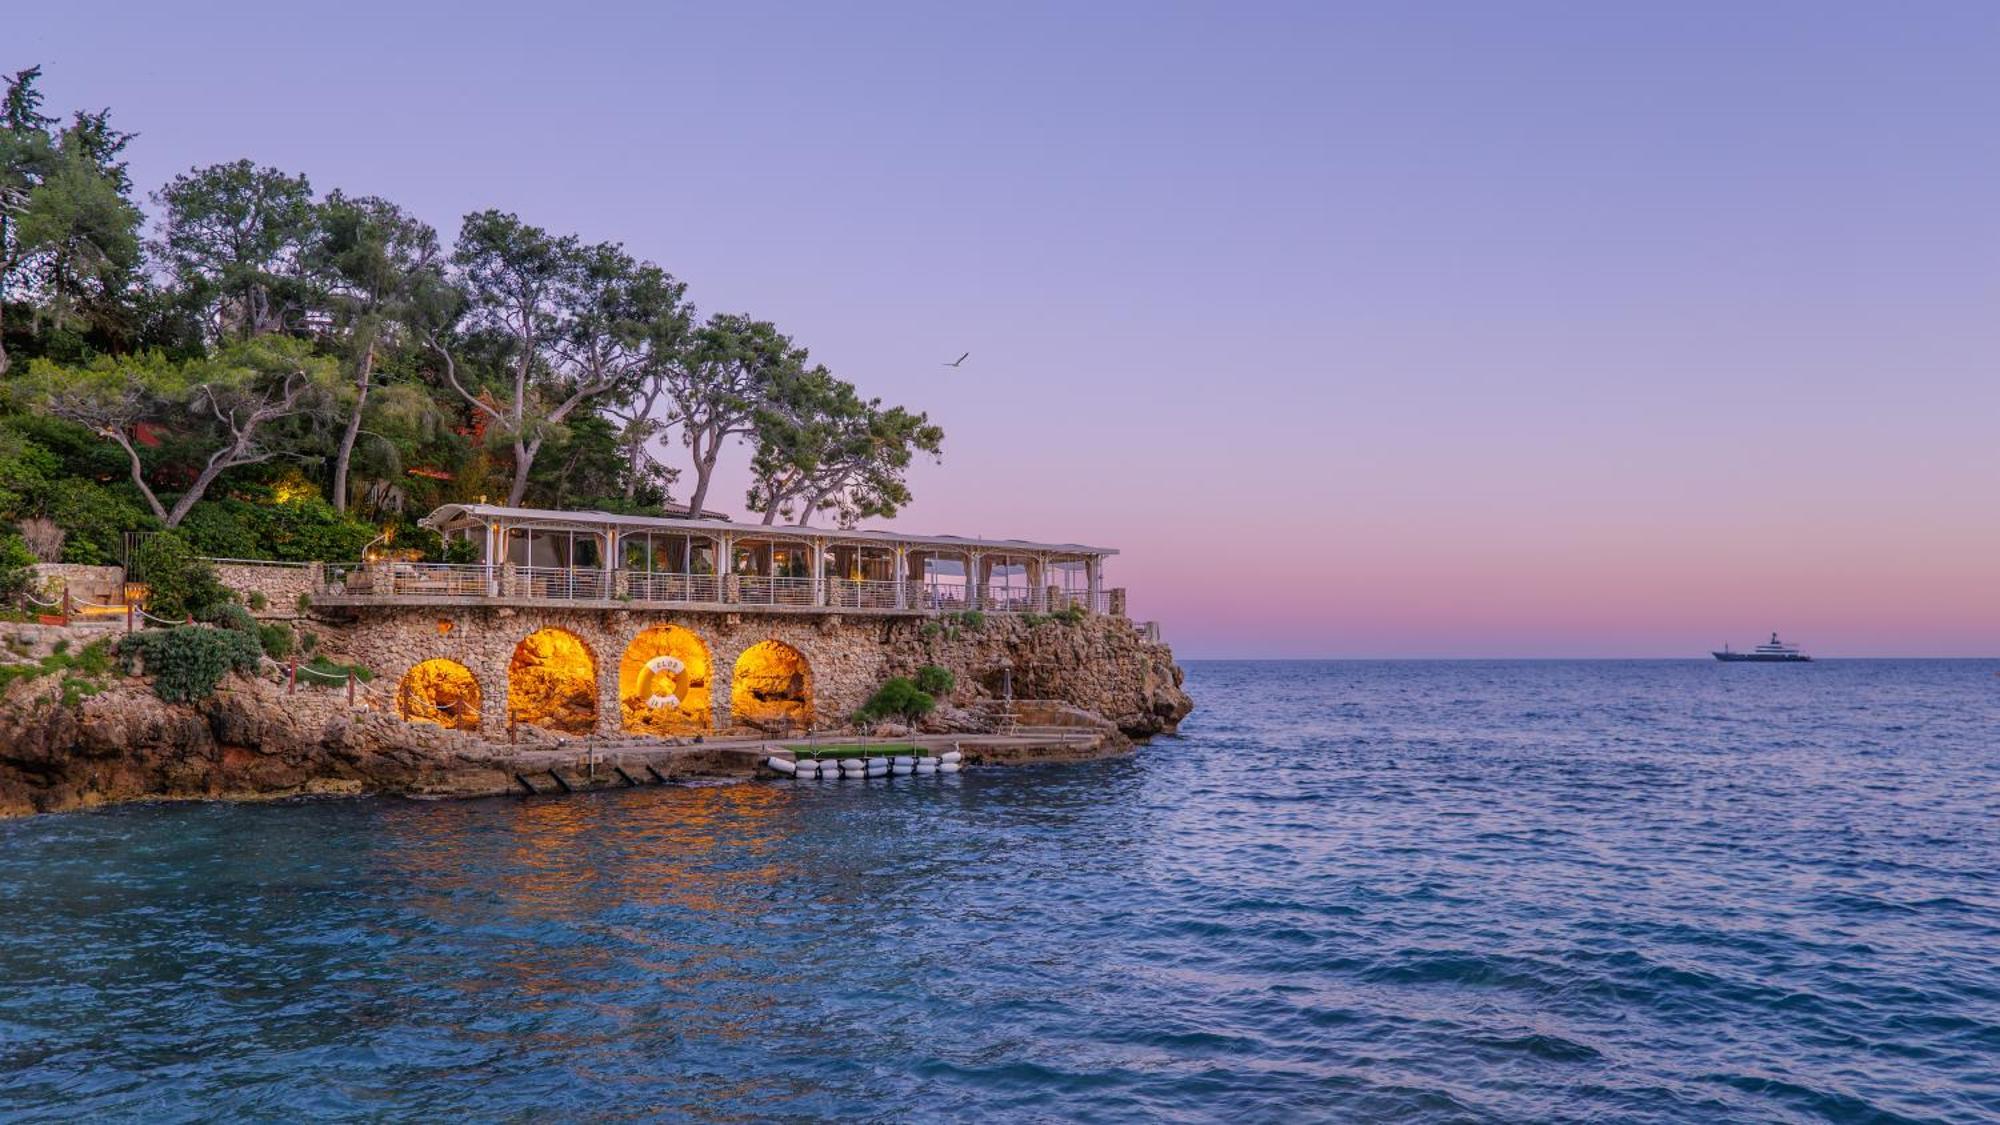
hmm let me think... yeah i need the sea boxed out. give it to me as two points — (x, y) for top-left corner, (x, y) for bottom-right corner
(1, 660), (1996, 1122)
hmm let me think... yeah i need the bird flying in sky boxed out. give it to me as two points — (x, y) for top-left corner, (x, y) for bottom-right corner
(943, 352), (969, 368)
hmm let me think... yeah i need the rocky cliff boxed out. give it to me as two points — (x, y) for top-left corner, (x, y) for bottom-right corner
(0, 611), (1192, 817)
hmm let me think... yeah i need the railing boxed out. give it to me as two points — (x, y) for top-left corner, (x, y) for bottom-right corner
(824, 578), (902, 610)
(312, 563), (1126, 618)
(980, 586), (1044, 613)
(910, 583), (973, 612)
(330, 562), (493, 598)
(1049, 588), (1109, 614)
(513, 565), (610, 601)
(625, 571), (722, 604)
(735, 575), (817, 606)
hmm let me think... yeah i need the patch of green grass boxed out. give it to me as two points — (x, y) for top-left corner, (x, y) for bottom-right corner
(304, 655), (373, 684)
(784, 743), (926, 760)
(0, 638), (115, 700)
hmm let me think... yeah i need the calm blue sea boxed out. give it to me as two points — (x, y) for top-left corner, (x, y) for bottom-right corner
(2, 660), (1997, 1122)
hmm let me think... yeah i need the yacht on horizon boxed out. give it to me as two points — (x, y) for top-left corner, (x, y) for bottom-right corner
(1714, 632), (1812, 663)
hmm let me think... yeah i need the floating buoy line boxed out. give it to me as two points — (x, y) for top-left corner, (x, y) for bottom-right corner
(764, 746), (963, 780)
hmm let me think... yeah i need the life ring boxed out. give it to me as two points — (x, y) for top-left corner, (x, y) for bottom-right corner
(639, 654), (692, 712)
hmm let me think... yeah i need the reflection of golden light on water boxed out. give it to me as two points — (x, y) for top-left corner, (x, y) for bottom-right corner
(619, 625), (714, 735)
(731, 640), (813, 728)
(366, 782), (810, 1051)
(508, 628), (597, 733)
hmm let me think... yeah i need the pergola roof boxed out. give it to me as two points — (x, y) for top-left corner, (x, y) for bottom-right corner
(421, 504), (1118, 558)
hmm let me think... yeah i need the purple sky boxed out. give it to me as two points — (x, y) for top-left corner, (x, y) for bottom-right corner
(13, 3), (2000, 657)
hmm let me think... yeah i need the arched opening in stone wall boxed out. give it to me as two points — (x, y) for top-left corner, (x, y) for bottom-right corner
(397, 658), (481, 731)
(730, 640), (814, 731)
(508, 628), (598, 734)
(619, 625), (713, 735)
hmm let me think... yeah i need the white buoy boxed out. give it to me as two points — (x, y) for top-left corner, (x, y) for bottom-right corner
(765, 756), (797, 776)
(939, 760), (962, 773)
(914, 759), (939, 773)
(891, 761), (915, 774)
(891, 755), (915, 768)
(938, 750), (963, 764)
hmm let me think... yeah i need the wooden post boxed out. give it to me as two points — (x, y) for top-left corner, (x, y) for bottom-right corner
(126, 603), (134, 634)
(288, 658), (297, 694)
(347, 670), (355, 706)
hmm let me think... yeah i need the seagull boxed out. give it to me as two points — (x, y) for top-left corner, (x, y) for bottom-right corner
(943, 352), (969, 368)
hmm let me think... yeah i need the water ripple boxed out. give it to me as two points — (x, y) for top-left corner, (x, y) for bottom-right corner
(1, 659), (1997, 1121)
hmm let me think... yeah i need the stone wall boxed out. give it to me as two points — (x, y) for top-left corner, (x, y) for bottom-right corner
(27, 564), (126, 608)
(319, 604), (1192, 741)
(214, 562), (318, 619)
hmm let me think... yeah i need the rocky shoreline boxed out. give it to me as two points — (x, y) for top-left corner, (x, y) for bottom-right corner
(0, 613), (1191, 818)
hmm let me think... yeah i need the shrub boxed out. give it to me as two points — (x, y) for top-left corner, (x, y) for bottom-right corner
(956, 610), (986, 631)
(0, 638), (113, 698)
(1051, 605), (1087, 626)
(856, 677), (935, 723)
(134, 533), (232, 621)
(46, 482), (157, 565)
(299, 630), (318, 654)
(117, 626), (261, 702)
(202, 602), (257, 637)
(245, 590), (268, 612)
(914, 664), (954, 697)
(304, 654), (372, 684)
(0, 533), (34, 603)
(258, 623), (293, 660)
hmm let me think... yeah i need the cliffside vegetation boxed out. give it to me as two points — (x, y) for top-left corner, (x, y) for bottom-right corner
(0, 65), (945, 576)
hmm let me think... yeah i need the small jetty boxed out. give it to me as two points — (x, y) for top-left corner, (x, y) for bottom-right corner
(495, 728), (1119, 798)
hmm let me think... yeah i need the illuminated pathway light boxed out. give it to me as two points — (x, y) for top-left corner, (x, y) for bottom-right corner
(397, 658), (481, 730)
(619, 625), (713, 735)
(508, 628), (598, 734)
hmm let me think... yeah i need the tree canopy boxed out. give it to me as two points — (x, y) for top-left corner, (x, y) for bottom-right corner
(0, 64), (945, 569)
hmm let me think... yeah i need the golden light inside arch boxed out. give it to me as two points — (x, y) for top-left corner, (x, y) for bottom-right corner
(508, 628), (598, 734)
(731, 640), (813, 731)
(619, 625), (714, 735)
(397, 658), (481, 731)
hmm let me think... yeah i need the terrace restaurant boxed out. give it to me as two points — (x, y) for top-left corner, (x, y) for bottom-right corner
(318, 504), (1120, 616)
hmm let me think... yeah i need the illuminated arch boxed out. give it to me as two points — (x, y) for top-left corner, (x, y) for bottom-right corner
(619, 625), (714, 735)
(508, 628), (598, 734)
(397, 658), (481, 731)
(731, 640), (814, 730)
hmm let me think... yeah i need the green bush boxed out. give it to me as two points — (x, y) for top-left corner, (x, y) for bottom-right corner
(179, 494), (377, 563)
(0, 532), (34, 602)
(1051, 605), (1087, 626)
(0, 639), (113, 698)
(914, 664), (954, 697)
(134, 533), (232, 621)
(299, 630), (318, 654)
(46, 482), (157, 565)
(304, 654), (372, 684)
(258, 622), (293, 660)
(116, 626), (261, 702)
(245, 590), (268, 611)
(202, 602), (257, 637)
(856, 677), (935, 723)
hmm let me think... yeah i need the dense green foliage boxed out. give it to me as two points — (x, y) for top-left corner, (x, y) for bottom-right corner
(0, 531), (32, 600)
(116, 624), (260, 702)
(131, 533), (230, 620)
(0, 65), (944, 600)
(257, 622), (292, 659)
(856, 677), (936, 723)
(0, 637), (114, 705)
(913, 664), (955, 697)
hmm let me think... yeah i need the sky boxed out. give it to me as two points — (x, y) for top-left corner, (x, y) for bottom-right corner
(10, 2), (1999, 657)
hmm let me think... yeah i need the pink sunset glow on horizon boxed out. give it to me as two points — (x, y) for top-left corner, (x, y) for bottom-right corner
(13, 3), (1998, 657)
